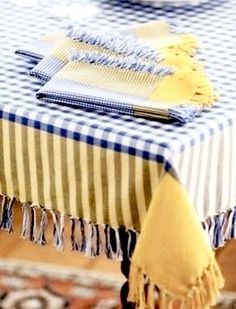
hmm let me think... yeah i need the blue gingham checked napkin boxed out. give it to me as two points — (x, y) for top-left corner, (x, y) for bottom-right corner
(16, 21), (216, 124)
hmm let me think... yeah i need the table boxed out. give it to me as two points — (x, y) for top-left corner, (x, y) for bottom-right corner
(0, 0), (236, 307)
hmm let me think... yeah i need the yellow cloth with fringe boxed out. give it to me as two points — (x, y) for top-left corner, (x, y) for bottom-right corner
(134, 21), (216, 105)
(125, 26), (223, 307)
(128, 172), (224, 308)
(42, 20), (216, 107)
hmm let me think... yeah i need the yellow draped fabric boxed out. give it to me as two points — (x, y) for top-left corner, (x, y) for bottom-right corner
(128, 172), (224, 308)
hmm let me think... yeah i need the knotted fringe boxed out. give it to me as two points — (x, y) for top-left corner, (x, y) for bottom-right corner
(164, 34), (199, 56)
(158, 36), (216, 107)
(37, 208), (47, 246)
(67, 26), (159, 62)
(128, 260), (224, 309)
(71, 50), (173, 77)
(68, 26), (215, 108)
(0, 196), (14, 232)
(224, 207), (236, 240)
(20, 203), (37, 241)
(202, 207), (236, 249)
(51, 211), (65, 251)
(1, 194), (236, 260)
(85, 223), (102, 257)
(70, 220), (129, 260)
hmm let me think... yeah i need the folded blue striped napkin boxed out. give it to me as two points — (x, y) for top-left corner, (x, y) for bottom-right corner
(15, 30), (66, 63)
(36, 50), (201, 123)
(27, 21), (173, 82)
(16, 21), (216, 124)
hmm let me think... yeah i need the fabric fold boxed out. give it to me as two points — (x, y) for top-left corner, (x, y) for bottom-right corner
(15, 30), (66, 62)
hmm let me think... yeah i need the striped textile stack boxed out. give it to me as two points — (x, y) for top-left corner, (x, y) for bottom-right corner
(16, 20), (216, 124)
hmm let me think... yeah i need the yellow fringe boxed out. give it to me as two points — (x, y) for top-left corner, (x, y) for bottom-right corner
(152, 33), (217, 107)
(161, 34), (199, 56)
(128, 260), (224, 309)
(147, 284), (156, 309)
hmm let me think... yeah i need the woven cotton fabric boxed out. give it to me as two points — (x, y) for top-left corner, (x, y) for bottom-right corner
(18, 21), (208, 123)
(1, 1), (236, 307)
(1, 0), (236, 219)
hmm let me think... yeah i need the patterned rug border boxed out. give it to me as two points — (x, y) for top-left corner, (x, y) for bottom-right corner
(0, 259), (236, 308)
(0, 258), (123, 290)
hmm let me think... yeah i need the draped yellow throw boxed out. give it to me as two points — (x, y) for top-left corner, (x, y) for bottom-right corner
(128, 172), (224, 308)
(126, 30), (223, 307)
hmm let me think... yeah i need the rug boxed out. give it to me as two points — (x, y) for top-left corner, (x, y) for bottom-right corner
(0, 259), (122, 309)
(0, 259), (235, 308)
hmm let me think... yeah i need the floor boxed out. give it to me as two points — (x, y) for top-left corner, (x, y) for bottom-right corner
(0, 203), (235, 292)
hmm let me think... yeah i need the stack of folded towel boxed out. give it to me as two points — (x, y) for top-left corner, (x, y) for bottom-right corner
(16, 20), (216, 124)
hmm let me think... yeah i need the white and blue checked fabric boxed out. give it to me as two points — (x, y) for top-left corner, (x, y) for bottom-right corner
(1, 0), (236, 184)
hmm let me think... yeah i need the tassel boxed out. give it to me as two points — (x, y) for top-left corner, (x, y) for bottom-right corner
(51, 211), (65, 251)
(37, 208), (47, 246)
(70, 218), (79, 251)
(20, 203), (38, 241)
(156, 49), (216, 107)
(85, 222), (97, 257)
(115, 228), (123, 260)
(91, 223), (98, 257)
(95, 224), (102, 256)
(147, 284), (157, 309)
(202, 208), (236, 249)
(214, 212), (226, 248)
(71, 50), (173, 77)
(212, 215), (220, 248)
(88, 223), (103, 257)
(163, 34), (199, 56)
(71, 218), (100, 255)
(105, 225), (113, 258)
(30, 207), (37, 241)
(128, 260), (224, 309)
(20, 203), (31, 239)
(223, 209), (233, 240)
(79, 219), (87, 253)
(158, 291), (167, 309)
(67, 26), (159, 62)
(229, 207), (236, 239)
(128, 264), (145, 306)
(109, 227), (117, 258)
(191, 286), (202, 308)
(0, 196), (14, 232)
